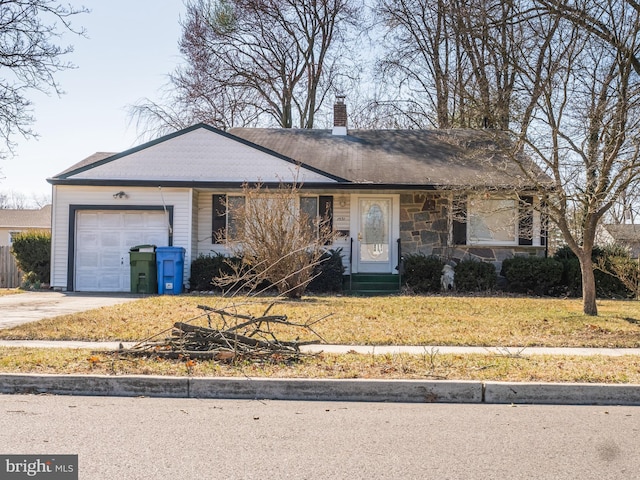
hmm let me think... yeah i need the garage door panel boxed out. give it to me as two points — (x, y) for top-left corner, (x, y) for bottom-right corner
(102, 252), (122, 268)
(144, 231), (169, 246)
(99, 274), (125, 291)
(76, 274), (98, 290)
(100, 212), (122, 227)
(75, 210), (169, 292)
(101, 232), (121, 248)
(77, 232), (98, 247)
(76, 251), (98, 269)
(124, 213), (145, 228)
(124, 232), (145, 247)
(78, 213), (99, 227)
(146, 215), (168, 228)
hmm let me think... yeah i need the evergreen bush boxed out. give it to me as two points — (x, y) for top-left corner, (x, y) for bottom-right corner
(308, 248), (345, 293)
(402, 253), (446, 293)
(189, 253), (242, 291)
(454, 259), (497, 292)
(501, 256), (564, 296)
(10, 230), (51, 285)
(553, 245), (632, 298)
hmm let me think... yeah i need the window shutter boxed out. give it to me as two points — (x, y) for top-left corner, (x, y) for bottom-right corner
(212, 194), (226, 244)
(319, 196), (333, 245)
(518, 196), (534, 246)
(319, 196), (333, 231)
(452, 197), (467, 245)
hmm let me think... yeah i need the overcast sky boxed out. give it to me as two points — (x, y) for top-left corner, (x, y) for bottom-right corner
(0, 1), (186, 202)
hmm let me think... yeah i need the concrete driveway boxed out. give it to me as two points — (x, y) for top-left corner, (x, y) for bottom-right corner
(0, 291), (142, 329)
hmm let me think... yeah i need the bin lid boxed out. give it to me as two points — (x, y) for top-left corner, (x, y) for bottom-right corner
(130, 244), (156, 252)
(156, 246), (185, 252)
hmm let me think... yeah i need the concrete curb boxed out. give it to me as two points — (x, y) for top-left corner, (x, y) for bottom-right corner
(484, 381), (640, 406)
(0, 374), (481, 403)
(189, 377), (483, 403)
(2, 373), (640, 405)
(0, 374), (189, 398)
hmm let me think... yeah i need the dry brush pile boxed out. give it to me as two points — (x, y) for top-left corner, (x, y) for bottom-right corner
(116, 302), (328, 363)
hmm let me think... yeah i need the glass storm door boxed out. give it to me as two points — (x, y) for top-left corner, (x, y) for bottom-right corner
(357, 197), (393, 273)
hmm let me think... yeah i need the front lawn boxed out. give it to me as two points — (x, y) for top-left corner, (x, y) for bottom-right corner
(1, 294), (639, 348)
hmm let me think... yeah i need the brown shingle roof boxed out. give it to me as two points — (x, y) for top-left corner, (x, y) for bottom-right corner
(229, 128), (546, 188)
(53, 152), (116, 177)
(604, 224), (640, 242)
(0, 205), (51, 228)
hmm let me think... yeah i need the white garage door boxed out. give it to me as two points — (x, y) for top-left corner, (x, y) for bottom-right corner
(75, 210), (170, 292)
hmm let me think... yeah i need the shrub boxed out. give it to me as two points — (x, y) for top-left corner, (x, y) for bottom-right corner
(189, 253), (242, 291)
(501, 256), (564, 296)
(594, 245), (635, 299)
(553, 245), (632, 298)
(454, 259), (497, 292)
(308, 249), (345, 293)
(10, 230), (51, 285)
(402, 254), (446, 293)
(225, 182), (338, 298)
(553, 246), (582, 297)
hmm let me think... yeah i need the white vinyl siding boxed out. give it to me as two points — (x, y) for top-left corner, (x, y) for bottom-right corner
(66, 128), (338, 184)
(50, 185), (193, 291)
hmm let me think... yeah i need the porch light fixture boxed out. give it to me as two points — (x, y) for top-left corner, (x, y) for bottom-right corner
(113, 191), (128, 199)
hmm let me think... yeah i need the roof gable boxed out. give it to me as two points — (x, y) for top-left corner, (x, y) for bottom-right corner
(50, 125), (342, 185)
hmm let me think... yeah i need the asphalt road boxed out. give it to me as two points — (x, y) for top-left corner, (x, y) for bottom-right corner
(1, 394), (639, 479)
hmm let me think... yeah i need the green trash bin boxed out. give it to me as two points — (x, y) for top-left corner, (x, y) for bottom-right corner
(129, 245), (157, 294)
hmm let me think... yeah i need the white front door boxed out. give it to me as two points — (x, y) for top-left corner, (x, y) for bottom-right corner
(354, 196), (398, 273)
(75, 210), (169, 292)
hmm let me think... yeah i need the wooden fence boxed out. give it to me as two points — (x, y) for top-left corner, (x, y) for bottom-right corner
(0, 246), (22, 288)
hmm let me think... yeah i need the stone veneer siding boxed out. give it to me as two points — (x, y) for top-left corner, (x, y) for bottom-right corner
(400, 192), (546, 272)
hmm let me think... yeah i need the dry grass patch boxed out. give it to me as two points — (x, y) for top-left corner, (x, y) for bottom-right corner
(0, 288), (21, 297)
(1, 295), (640, 347)
(1, 347), (639, 383)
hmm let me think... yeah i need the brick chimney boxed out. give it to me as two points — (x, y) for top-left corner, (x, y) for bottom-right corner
(332, 95), (347, 136)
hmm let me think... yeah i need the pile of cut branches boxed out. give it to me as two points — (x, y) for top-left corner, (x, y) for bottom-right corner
(117, 302), (327, 363)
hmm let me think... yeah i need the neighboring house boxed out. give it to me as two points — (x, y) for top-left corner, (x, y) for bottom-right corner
(0, 204), (52, 246)
(48, 101), (549, 293)
(602, 224), (640, 258)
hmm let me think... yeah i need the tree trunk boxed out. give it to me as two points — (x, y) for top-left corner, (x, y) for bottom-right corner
(580, 255), (598, 316)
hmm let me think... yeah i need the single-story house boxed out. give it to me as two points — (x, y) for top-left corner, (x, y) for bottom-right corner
(48, 101), (549, 293)
(0, 204), (51, 246)
(602, 224), (640, 258)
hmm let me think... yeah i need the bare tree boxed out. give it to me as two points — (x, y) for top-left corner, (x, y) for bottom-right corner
(217, 180), (339, 299)
(0, 0), (87, 155)
(131, 0), (361, 135)
(511, 0), (640, 315)
(374, 0), (522, 130)
(0, 190), (30, 209)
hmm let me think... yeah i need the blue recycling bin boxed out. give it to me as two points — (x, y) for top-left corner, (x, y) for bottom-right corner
(156, 246), (185, 295)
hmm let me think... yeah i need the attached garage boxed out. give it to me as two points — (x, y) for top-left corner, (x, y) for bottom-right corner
(74, 210), (170, 292)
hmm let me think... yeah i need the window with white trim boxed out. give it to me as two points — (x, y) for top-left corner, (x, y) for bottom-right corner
(212, 194), (245, 243)
(468, 197), (518, 245)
